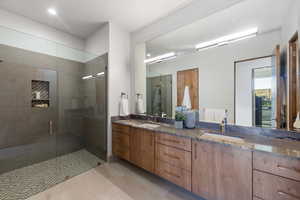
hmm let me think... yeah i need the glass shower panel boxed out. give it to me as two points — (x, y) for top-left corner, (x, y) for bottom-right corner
(82, 55), (107, 160)
(54, 43), (107, 181)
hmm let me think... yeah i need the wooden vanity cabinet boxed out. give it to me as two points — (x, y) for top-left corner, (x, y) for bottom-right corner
(192, 140), (252, 200)
(113, 122), (300, 200)
(130, 127), (155, 173)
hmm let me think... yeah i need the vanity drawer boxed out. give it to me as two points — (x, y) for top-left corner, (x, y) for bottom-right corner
(253, 170), (300, 200)
(156, 134), (191, 151)
(112, 133), (130, 147)
(156, 143), (191, 171)
(112, 123), (130, 135)
(254, 151), (300, 181)
(155, 159), (191, 191)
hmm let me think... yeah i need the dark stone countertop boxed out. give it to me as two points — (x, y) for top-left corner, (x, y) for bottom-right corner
(113, 119), (300, 160)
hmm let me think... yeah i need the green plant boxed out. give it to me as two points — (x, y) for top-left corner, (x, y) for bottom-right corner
(175, 112), (186, 121)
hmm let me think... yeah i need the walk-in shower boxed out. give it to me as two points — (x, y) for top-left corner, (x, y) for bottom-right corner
(0, 26), (107, 200)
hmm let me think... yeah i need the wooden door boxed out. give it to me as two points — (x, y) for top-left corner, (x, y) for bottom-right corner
(177, 68), (199, 109)
(287, 32), (299, 130)
(192, 141), (252, 200)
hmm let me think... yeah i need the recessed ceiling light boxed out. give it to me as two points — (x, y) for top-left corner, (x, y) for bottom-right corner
(48, 8), (57, 16)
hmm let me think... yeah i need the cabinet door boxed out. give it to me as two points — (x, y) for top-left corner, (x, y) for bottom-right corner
(192, 141), (216, 200)
(192, 141), (252, 200)
(130, 128), (155, 172)
(140, 130), (155, 172)
(130, 127), (142, 166)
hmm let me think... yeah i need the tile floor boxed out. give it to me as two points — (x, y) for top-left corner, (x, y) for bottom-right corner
(27, 160), (203, 200)
(0, 149), (102, 200)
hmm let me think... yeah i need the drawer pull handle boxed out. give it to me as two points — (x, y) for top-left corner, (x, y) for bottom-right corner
(162, 138), (180, 144)
(163, 153), (180, 160)
(163, 170), (181, 178)
(277, 165), (300, 174)
(278, 191), (300, 200)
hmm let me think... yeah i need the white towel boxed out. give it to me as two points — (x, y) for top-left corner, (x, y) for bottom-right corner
(204, 108), (226, 123)
(204, 108), (215, 122)
(136, 98), (145, 114)
(119, 97), (129, 116)
(182, 86), (192, 109)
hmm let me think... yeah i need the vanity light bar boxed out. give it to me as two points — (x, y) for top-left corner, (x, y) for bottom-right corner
(144, 52), (176, 64)
(195, 28), (258, 51)
(96, 72), (105, 76)
(82, 72), (105, 80)
(82, 75), (94, 80)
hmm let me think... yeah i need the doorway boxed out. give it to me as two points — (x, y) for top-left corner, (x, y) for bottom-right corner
(177, 68), (199, 109)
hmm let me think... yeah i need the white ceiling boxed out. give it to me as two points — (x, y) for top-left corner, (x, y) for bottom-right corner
(0, 0), (193, 39)
(147, 0), (294, 56)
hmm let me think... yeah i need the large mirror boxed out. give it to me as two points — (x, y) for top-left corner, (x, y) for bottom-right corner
(139, 0), (300, 131)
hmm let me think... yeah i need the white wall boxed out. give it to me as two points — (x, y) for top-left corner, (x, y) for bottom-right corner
(85, 23), (109, 56)
(131, 0), (245, 44)
(107, 22), (131, 157)
(0, 9), (92, 62)
(235, 57), (272, 126)
(133, 43), (147, 112)
(0, 9), (84, 50)
(281, 0), (300, 46)
(147, 31), (281, 123)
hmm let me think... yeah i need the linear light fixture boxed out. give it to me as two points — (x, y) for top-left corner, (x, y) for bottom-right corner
(195, 28), (258, 51)
(144, 52), (176, 64)
(96, 72), (105, 76)
(82, 75), (94, 80)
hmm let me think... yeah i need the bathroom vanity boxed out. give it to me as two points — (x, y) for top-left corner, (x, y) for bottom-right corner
(112, 119), (300, 200)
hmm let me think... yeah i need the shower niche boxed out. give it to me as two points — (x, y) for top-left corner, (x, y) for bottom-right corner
(31, 80), (50, 108)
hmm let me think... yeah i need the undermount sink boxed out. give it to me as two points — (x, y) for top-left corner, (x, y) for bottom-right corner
(138, 123), (161, 129)
(201, 133), (245, 143)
